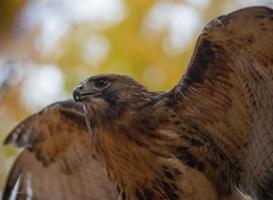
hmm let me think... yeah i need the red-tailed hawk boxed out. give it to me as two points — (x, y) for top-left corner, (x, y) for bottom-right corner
(72, 6), (273, 200)
(3, 100), (117, 200)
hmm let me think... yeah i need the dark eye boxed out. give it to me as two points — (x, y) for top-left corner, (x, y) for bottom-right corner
(94, 79), (109, 88)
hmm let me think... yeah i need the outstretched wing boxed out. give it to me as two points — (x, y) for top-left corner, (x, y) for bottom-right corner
(3, 100), (117, 200)
(170, 6), (273, 199)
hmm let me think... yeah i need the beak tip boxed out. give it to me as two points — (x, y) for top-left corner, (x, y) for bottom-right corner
(74, 95), (79, 102)
(72, 84), (83, 102)
(72, 92), (78, 102)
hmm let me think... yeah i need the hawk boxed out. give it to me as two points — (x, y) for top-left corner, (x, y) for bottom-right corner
(72, 6), (273, 200)
(2, 100), (117, 200)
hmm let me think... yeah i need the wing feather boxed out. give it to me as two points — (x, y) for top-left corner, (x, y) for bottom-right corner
(3, 100), (117, 200)
(171, 6), (273, 199)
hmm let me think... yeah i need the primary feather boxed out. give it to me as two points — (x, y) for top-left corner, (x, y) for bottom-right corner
(3, 100), (117, 200)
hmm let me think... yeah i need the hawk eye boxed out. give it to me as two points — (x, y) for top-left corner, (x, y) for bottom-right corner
(94, 79), (109, 88)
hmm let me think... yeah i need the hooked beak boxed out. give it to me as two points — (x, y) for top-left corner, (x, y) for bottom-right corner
(73, 84), (101, 102)
(72, 84), (83, 102)
(73, 84), (84, 102)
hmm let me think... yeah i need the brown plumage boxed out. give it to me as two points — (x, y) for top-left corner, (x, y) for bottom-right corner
(73, 6), (273, 200)
(2, 100), (117, 200)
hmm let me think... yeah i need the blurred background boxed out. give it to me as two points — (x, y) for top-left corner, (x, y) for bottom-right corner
(0, 0), (272, 196)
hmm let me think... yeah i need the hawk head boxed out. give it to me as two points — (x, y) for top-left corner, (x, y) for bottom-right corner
(73, 74), (151, 106)
(73, 74), (155, 129)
